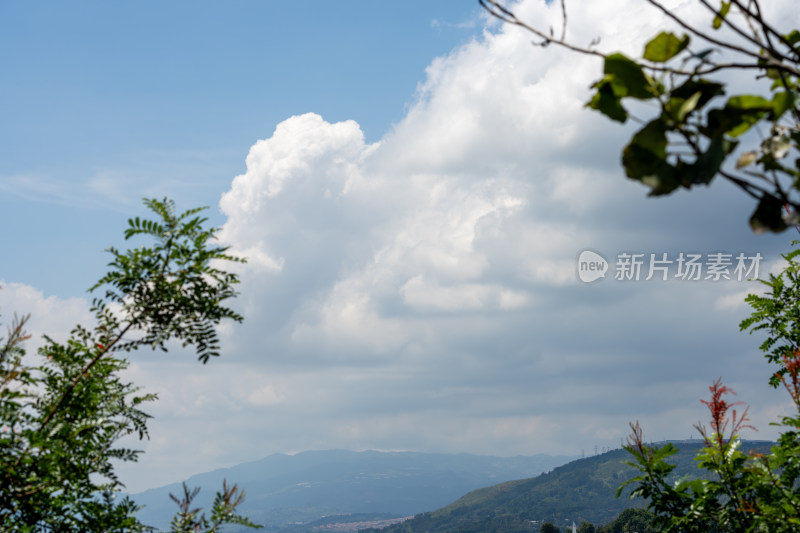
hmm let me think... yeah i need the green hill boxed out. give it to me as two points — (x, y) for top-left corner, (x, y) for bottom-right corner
(369, 440), (774, 532)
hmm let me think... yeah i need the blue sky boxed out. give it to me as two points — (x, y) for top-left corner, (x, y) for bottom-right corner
(2, 0), (799, 494)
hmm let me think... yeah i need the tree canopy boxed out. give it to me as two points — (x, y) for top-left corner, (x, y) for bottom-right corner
(0, 198), (259, 531)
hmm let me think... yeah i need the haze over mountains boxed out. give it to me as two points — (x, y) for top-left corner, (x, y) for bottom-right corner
(131, 449), (576, 531)
(133, 441), (777, 532)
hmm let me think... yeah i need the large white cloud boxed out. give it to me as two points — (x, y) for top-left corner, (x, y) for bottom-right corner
(216, 0), (778, 364)
(199, 0), (797, 478)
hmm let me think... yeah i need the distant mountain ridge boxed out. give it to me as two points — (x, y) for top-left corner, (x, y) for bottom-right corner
(368, 440), (776, 532)
(130, 449), (576, 531)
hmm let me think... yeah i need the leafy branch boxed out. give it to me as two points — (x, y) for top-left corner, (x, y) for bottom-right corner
(0, 198), (254, 531)
(480, 0), (800, 232)
(169, 480), (262, 533)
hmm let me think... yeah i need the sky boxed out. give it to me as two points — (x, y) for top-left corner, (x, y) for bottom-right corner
(1, 0), (799, 494)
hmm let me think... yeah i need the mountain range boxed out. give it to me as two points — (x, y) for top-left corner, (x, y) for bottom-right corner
(130, 449), (576, 531)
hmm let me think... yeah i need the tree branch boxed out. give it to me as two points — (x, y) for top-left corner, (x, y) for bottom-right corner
(643, 0), (764, 61)
(733, 0), (800, 62)
(479, 0), (606, 59)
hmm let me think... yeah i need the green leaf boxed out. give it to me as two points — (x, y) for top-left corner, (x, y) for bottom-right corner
(705, 95), (771, 137)
(785, 29), (800, 46)
(622, 119), (680, 195)
(587, 77), (628, 122)
(713, 1), (731, 29)
(771, 91), (796, 120)
(676, 91), (702, 122)
(603, 53), (656, 99)
(670, 78), (725, 110)
(587, 53), (660, 121)
(681, 136), (731, 185)
(629, 119), (667, 157)
(726, 113), (762, 137)
(749, 194), (788, 234)
(727, 94), (772, 110)
(643, 32), (690, 62)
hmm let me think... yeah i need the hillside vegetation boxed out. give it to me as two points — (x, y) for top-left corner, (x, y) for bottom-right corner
(369, 441), (773, 532)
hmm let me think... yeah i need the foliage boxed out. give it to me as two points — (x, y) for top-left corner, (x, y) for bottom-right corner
(595, 508), (656, 533)
(618, 242), (800, 531)
(740, 241), (800, 386)
(480, 0), (800, 232)
(540, 522), (560, 533)
(0, 198), (257, 531)
(168, 481), (261, 533)
(0, 312), (154, 531)
(91, 197), (244, 363)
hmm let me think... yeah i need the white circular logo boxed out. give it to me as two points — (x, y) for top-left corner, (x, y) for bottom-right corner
(577, 250), (608, 283)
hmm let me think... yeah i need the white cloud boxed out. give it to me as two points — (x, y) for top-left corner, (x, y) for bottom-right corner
(400, 276), (530, 311)
(715, 288), (754, 311)
(197, 0), (797, 481)
(0, 281), (93, 350)
(246, 385), (286, 407)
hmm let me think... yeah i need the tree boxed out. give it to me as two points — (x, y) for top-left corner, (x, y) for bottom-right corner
(540, 522), (560, 533)
(596, 508), (655, 533)
(167, 481), (260, 533)
(480, 0), (800, 232)
(0, 198), (259, 531)
(617, 242), (800, 532)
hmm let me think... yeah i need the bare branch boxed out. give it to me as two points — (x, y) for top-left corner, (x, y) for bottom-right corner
(480, 0), (800, 77)
(739, 0), (767, 48)
(479, 0), (606, 59)
(696, 0), (766, 51)
(734, 0), (800, 62)
(643, 0), (764, 61)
